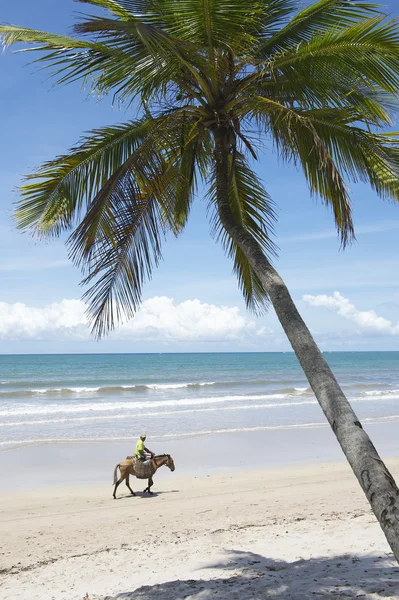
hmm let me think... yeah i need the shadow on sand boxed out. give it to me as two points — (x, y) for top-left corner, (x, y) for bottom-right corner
(114, 490), (179, 500)
(102, 549), (399, 599)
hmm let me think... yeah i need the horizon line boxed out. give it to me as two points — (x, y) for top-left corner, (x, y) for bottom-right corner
(1, 350), (398, 357)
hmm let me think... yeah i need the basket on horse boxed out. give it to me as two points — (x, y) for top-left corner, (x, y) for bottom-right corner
(126, 455), (155, 479)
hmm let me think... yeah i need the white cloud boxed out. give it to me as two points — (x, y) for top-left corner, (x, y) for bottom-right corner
(0, 299), (87, 340)
(303, 291), (399, 335)
(0, 296), (272, 342)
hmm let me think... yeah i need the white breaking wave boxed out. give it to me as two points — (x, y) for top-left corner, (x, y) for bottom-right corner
(31, 386), (100, 394)
(145, 382), (216, 390)
(0, 399), (320, 427)
(0, 381), (218, 397)
(363, 389), (399, 397)
(2, 385), (399, 420)
(0, 392), (299, 418)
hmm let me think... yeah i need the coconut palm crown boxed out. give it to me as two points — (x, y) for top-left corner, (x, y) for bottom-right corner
(1, 0), (399, 337)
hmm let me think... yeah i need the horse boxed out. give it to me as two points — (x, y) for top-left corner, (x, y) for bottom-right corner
(112, 454), (175, 499)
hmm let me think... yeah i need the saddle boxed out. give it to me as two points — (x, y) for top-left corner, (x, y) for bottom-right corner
(126, 456), (154, 479)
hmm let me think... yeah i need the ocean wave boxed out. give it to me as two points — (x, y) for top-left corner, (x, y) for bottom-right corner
(146, 382), (216, 390)
(2, 384), (398, 419)
(363, 389), (399, 397)
(343, 382), (390, 390)
(0, 381), (313, 398)
(0, 392), (303, 418)
(1, 381), (394, 398)
(0, 377), (298, 389)
(0, 387), (101, 398)
(0, 381), (220, 397)
(3, 393), (399, 429)
(0, 399), (320, 427)
(363, 415), (399, 424)
(101, 382), (218, 391)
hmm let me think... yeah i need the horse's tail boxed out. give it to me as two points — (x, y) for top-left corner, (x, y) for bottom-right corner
(113, 464), (120, 485)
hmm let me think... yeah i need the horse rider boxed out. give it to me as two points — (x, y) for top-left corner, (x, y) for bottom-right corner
(135, 433), (154, 462)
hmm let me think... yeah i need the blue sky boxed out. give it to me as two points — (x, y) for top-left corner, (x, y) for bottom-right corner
(1, 0), (399, 354)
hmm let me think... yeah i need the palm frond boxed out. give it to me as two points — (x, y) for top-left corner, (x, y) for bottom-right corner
(140, 0), (265, 52)
(75, 0), (147, 19)
(172, 136), (199, 231)
(70, 15), (197, 102)
(242, 97), (354, 244)
(269, 15), (399, 95)
(259, 0), (382, 55)
(0, 25), (91, 50)
(296, 113), (399, 200)
(171, 120), (214, 231)
(208, 153), (277, 313)
(65, 111), (209, 336)
(237, 67), (396, 125)
(69, 148), (177, 338)
(15, 119), (157, 236)
(82, 190), (168, 339)
(256, 1), (298, 38)
(0, 19), (210, 105)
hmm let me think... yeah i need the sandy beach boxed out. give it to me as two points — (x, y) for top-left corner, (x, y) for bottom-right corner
(1, 428), (399, 600)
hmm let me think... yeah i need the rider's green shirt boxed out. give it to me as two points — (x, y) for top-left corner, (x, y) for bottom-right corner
(135, 439), (145, 458)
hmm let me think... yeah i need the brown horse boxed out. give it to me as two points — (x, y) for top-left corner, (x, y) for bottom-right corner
(112, 454), (175, 499)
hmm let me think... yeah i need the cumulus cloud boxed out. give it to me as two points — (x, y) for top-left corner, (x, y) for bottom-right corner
(303, 292), (399, 335)
(0, 297), (272, 342)
(0, 299), (87, 340)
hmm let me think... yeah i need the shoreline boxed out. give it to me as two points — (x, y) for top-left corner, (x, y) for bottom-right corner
(1, 420), (399, 491)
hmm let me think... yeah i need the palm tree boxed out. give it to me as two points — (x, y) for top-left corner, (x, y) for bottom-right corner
(2, 0), (399, 557)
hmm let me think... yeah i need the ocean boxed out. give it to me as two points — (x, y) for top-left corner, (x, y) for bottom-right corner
(0, 352), (398, 449)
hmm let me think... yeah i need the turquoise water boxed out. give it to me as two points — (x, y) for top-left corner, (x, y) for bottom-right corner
(0, 352), (398, 447)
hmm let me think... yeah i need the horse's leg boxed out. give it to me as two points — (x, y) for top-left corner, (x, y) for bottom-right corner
(113, 466), (127, 499)
(125, 473), (136, 496)
(113, 478), (122, 499)
(143, 477), (152, 493)
(146, 477), (154, 494)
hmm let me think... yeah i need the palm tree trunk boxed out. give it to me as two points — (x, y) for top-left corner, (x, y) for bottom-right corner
(213, 127), (399, 561)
